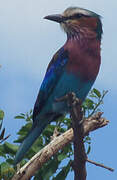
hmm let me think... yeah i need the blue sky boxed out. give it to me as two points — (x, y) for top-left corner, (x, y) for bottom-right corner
(0, 0), (117, 179)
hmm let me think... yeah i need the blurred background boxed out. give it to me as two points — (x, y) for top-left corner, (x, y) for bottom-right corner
(0, 0), (116, 179)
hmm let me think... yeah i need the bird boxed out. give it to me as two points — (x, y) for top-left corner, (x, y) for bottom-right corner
(14, 7), (103, 164)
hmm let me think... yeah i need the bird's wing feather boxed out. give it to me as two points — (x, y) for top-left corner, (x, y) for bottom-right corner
(33, 47), (68, 121)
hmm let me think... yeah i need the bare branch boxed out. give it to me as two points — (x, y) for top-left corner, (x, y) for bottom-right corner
(87, 158), (114, 172)
(67, 92), (87, 180)
(12, 112), (109, 180)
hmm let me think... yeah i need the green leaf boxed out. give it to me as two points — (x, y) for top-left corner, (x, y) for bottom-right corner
(85, 136), (91, 141)
(43, 160), (59, 180)
(83, 98), (94, 110)
(14, 122), (32, 143)
(93, 88), (101, 98)
(35, 159), (60, 180)
(6, 158), (14, 165)
(0, 162), (15, 179)
(0, 119), (3, 130)
(14, 115), (25, 119)
(4, 142), (18, 155)
(30, 109), (33, 114)
(0, 145), (6, 157)
(0, 128), (5, 140)
(58, 153), (68, 162)
(84, 136), (91, 144)
(53, 161), (71, 180)
(13, 135), (26, 143)
(0, 110), (4, 120)
(17, 123), (32, 136)
(20, 113), (25, 116)
(44, 124), (55, 133)
(87, 145), (91, 154)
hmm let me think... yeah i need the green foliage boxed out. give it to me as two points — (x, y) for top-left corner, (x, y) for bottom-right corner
(0, 162), (15, 180)
(82, 89), (108, 117)
(0, 110), (10, 144)
(0, 88), (107, 179)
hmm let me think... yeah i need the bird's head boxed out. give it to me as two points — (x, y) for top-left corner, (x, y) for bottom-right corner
(44, 7), (102, 40)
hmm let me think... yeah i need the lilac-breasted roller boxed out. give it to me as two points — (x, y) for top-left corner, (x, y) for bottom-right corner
(14, 7), (103, 164)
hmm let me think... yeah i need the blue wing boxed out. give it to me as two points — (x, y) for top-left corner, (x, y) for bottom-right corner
(33, 47), (68, 122)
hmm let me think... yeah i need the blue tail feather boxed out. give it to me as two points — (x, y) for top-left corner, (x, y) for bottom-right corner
(14, 121), (48, 165)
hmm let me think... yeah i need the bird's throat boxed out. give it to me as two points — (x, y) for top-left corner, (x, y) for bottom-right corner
(64, 34), (101, 81)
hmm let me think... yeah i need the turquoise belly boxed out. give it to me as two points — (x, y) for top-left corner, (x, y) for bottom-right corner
(40, 72), (94, 115)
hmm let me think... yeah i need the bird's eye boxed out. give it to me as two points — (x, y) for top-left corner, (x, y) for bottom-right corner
(75, 14), (83, 18)
(68, 14), (83, 20)
(64, 14), (83, 21)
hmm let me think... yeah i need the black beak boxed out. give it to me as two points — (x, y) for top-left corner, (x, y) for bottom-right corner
(44, 14), (64, 23)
